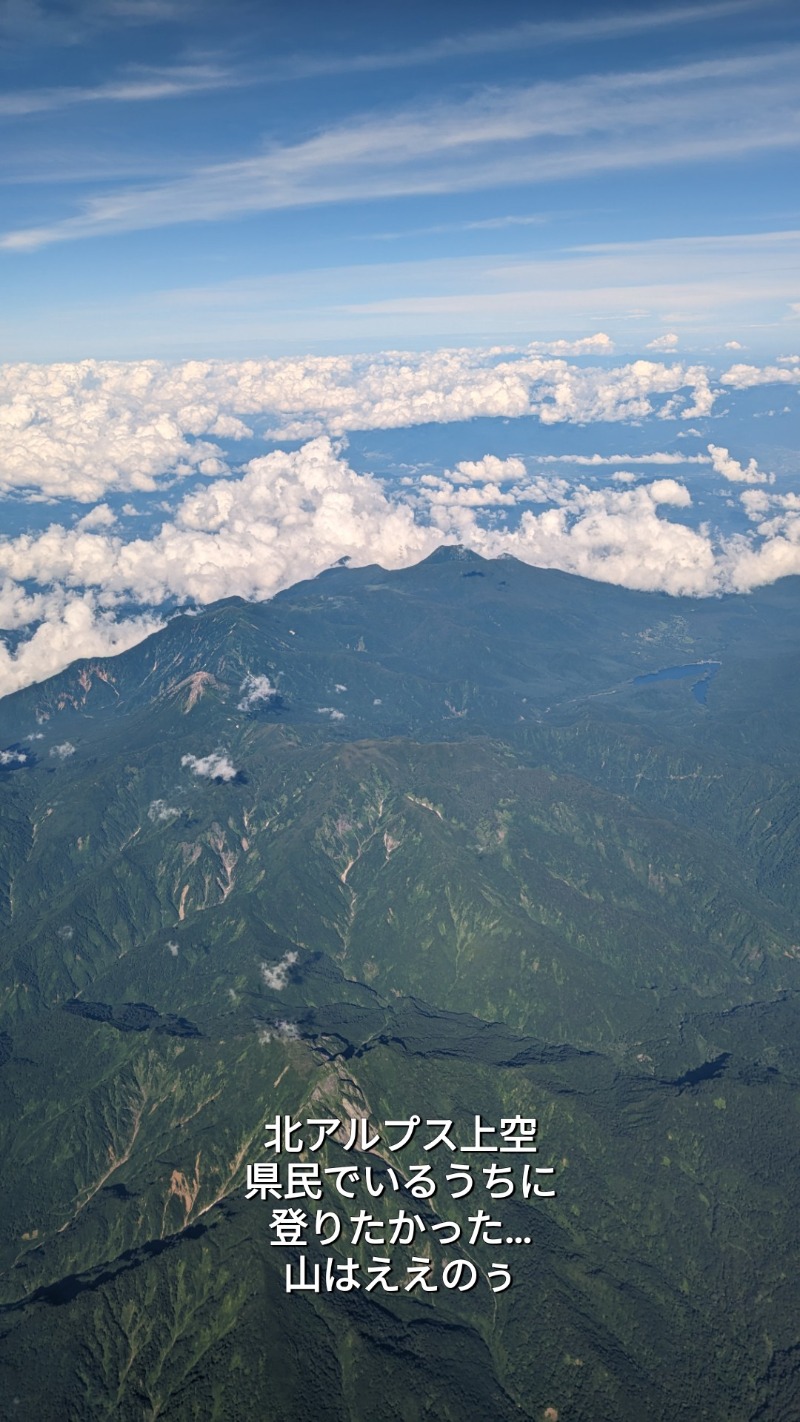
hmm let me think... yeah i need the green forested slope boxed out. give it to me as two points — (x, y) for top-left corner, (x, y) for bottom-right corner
(1, 548), (798, 1420)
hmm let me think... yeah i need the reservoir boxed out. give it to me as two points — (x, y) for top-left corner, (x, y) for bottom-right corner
(632, 661), (721, 704)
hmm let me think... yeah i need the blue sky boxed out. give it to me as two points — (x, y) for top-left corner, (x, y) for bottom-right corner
(2, 1), (800, 701)
(1, 0), (799, 357)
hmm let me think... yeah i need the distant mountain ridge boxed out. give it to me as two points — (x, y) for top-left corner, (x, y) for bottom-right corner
(3, 544), (800, 732)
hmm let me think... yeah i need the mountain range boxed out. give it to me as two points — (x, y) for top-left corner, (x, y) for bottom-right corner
(1, 547), (798, 1421)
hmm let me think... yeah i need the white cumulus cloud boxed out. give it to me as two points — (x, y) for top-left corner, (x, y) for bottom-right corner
(0, 361), (240, 501)
(0, 352), (722, 502)
(0, 362), (797, 700)
(527, 333), (614, 355)
(428, 477), (717, 596)
(75, 504), (117, 531)
(707, 443), (774, 484)
(0, 592), (162, 697)
(237, 673), (278, 710)
(274, 1020), (300, 1041)
(181, 751), (238, 781)
(446, 454), (527, 484)
(534, 451), (710, 466)
(260, 951), (299, 991)
(148, 799), (180, 821)
(0, 749), (27, 765)
(720, 526), (800, 591)
(0, 438), (438, 611)
(722, 362), (800, 389)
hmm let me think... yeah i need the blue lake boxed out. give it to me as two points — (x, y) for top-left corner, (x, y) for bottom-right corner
(632, 661), (721, 704)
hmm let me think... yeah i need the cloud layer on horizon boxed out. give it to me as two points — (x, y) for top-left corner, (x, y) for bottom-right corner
(0, 427), (799, 699)
(0, 349), (730, 500)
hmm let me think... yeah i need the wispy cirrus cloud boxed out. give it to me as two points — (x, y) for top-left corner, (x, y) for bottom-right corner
(0, 62), (238, 117)
(321, 230), (800, 344)
(0, 0), (216, 44)
(369, 213), (554, 242)
(3, 48), (799, 250)
(6, 229), (794, 355)
(284, 2), (781, 78)
(0, 0), (775, 56)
